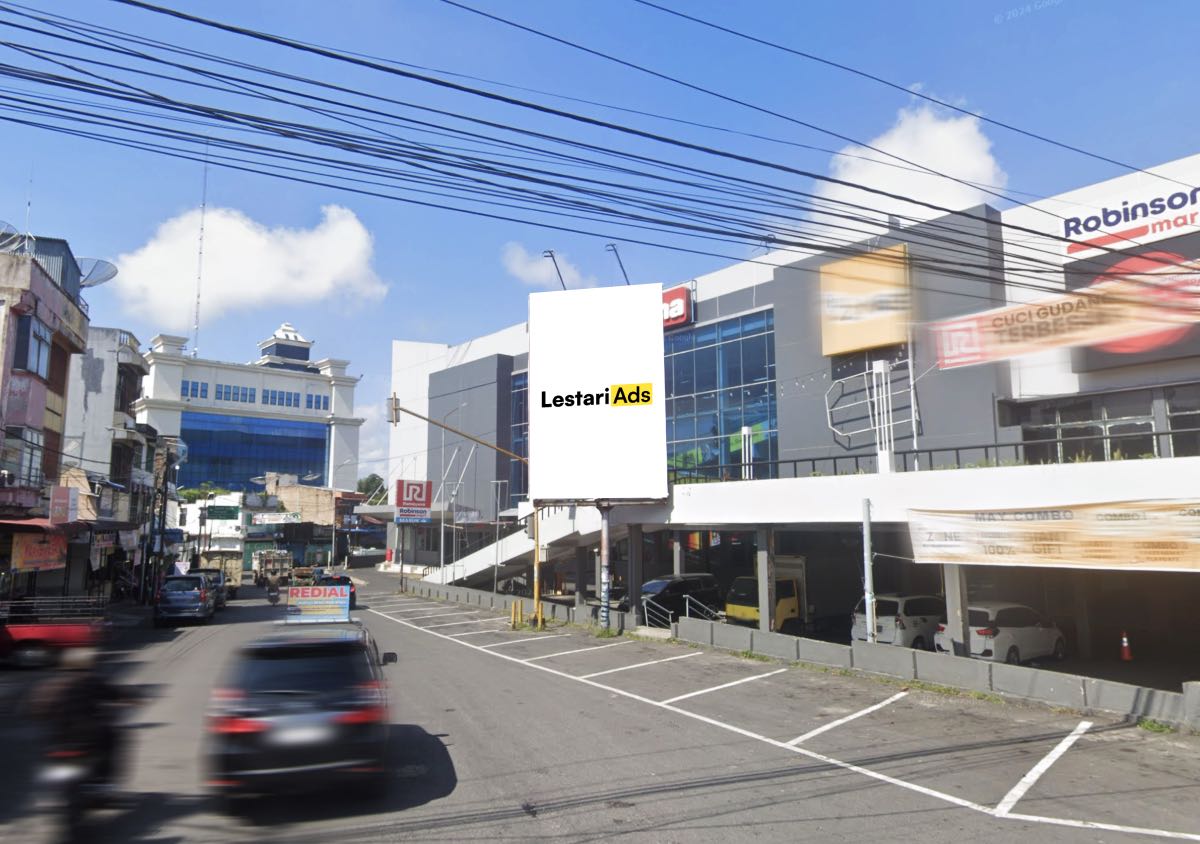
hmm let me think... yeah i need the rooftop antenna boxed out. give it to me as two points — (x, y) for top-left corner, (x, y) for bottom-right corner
(77, 258), (118, 288)
(192, 141), (210, 358)
(541, 249), (567, 291)
(22, 164), (34, 255)
(604, 243), (631, 285)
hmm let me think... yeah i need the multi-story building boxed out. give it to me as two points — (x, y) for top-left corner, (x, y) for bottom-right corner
(135, 323), (361, 492)
(389, 151), (1200, 686)
(0, 237), (91, 598)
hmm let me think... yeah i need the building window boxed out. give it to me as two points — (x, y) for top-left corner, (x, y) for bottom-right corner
(14, 316), (52, 379)
(181, 379), (190, 399)
(509, 372), (528, 508)
(248, 388), (255, 403)
(199, 382), (207, 399)
(240, 386), (248, 403)
(665, 310), (777, 480)
(4, 426), (44, 486)
(1167, 385), (1200, 457)
(322, 395), (329, 411)
(1019, 389), (1156, 463)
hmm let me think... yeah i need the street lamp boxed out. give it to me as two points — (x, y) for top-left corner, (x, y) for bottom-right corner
(439, 404), (464, 575)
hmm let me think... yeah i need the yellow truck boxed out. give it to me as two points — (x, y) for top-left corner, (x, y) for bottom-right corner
(724, 576), (801, 632)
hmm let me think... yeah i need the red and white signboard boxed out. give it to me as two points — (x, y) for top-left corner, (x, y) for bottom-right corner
(395, 479), (433, 524)
(662, 285), (692, 328)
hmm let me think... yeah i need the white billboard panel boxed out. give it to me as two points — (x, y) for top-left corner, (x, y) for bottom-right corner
(528, 284), (667, 502)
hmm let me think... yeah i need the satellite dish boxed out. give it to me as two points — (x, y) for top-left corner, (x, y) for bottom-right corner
(0, 221), (22, 254)
(78, 258), (118, 288)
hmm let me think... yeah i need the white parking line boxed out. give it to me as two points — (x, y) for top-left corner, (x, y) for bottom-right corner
(786, 691), (909, 745)
(401, 611), (478, 621)
(378, 603), (446, 612)
(660, 669), (786, 704)
(448, 628), (509, 638)
(368, 609), (1200, 843)
(581, 651), (702, 679)
(995, 720), (1092, 816)
(480, 634), (570, 649)
(423, 618), (498, 629)
(523, 641), (633, 662)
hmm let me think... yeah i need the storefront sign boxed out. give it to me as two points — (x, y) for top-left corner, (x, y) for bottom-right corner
(205, 505), (240, 521)
(395, 480), (432, 523)
(93, 531), (116, 549)
(909, 500), (1200, 572)
(285, 584), (350, 623)
(934, 254), (1200, 369)
(49, 486), (78, 524)
(820, 243), (910, 356)
(662, 285), (693, 328)
(252, 512), (302, 525)
(12, 533), (68, 571)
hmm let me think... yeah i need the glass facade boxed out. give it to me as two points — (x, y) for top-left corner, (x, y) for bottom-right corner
(509, 371), (528, 509)
(666, 310), (777, 480)
(178, 411), (327, 491)
(1019, 389), (1157, 463)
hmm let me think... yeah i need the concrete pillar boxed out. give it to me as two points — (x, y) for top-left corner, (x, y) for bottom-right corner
(943, 564), (971, 657)
(1184, 682), (1200, 730)
(1071, 575), (1093, 659)
(574, 546), (589, 609)
(593, 548), (601, 602)
(672, 532), (683, 576)
(756, 527), (775, 634)
(628, 525), (643, 625)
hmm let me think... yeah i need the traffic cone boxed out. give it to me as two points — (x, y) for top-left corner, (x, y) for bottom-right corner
(1120, 630), (1133, 662)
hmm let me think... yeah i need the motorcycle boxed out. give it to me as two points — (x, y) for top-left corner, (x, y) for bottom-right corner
(40, 736), (122, 839)
(267, 586), (281, 606)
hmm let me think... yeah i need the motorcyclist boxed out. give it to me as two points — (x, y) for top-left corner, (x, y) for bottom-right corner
(266, 579), (281, 604)
(32, 647), (129, 784)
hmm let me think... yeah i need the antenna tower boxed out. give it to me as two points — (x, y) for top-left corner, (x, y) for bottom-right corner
(192, 142), (209, 358)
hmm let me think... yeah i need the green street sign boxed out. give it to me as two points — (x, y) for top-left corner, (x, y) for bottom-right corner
(205, 505), (241, 520)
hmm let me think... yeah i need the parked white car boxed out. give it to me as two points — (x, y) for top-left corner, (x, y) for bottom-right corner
(933, 602), (1067, 664)
(851, 593), (946, 650)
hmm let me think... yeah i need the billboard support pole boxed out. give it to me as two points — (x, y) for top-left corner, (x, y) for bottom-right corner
(862, 498), (876, 644)
(532, 506), (542, 630)
(599, 502), (611, 629)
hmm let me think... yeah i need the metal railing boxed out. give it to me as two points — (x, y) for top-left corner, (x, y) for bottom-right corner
(642, 596), (672, 629)
(683, 594), (721, 622)
(667, 425), (1200, 485)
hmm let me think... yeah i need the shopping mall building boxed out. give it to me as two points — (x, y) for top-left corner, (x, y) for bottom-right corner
(388, 152), (1200, 682)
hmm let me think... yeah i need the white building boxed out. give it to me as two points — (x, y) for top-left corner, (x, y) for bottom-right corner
(135, 323), (362, 491)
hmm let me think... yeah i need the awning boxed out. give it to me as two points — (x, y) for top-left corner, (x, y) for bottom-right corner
(0, 517), (55, 531)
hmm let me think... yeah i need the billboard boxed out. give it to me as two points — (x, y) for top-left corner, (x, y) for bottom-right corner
(932, 254), (1200, 369)
(528, 284), (667, 501)
(251, 512), (301, 525)
(909, 500), (1200, 573)
(49, 486), (79, 525)
(819, 243), (910, 356)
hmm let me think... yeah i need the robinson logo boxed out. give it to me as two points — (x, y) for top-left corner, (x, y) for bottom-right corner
(540, 383), (652, 408)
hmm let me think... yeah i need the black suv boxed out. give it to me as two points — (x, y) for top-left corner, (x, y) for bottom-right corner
(637, 574), (722, 621)
(206, 623), (396, 797)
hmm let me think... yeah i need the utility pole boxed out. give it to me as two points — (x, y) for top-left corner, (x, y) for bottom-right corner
(605, 243), (632, 285)
(862, 498), (877, 643)
(542, 250), (568, 290)
(491, 479), (507, 594)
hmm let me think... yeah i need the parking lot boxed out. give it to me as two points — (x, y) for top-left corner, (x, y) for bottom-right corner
(364, 586), (1200, 841)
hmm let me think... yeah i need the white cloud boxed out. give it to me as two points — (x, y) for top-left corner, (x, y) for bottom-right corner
(814, 105), (1006, 235)
(501, 242), (596, 289)
(114, 205), (387, 330)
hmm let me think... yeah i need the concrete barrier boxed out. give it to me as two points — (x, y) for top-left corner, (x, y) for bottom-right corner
(795, 638), (853, 668)
(1184, 683), (1200, 729)
(712, 622), (753, 652)
(851, 641), (916, 679)
(675, 616), (713, 646)
(751, 630), (799, 661)
(915, 651), (992, 692)
(1084, 678), (1184, 723)
(992, 663), (1086, 709)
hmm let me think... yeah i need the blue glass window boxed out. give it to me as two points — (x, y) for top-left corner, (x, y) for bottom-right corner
(182, 379), (190, 397)
(241, 386), (249, 403)
(509, 371), (529, 508)
(665, 310), (776, 481)
(177, 411), (327, 491)
(198, 382), (206, 399)
(306, 394), (313, 409)
(322, 396), (329, 411)
(248, 388), (255, 403)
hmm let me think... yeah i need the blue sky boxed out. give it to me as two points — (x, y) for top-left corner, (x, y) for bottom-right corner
(1, 0), (1198, 471)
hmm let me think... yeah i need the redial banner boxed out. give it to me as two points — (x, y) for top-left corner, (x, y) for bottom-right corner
(909, 500), (1200, 573)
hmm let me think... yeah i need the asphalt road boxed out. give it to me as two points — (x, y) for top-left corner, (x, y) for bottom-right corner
(2, 569), (1199, 842)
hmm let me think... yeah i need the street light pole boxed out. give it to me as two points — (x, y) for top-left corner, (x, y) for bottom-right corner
(491, 479), (507, 594)
(438, 405), (463, 577)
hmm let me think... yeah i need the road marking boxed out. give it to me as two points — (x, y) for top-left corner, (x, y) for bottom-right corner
(480, 634), (571, 649)
(422, 618), (501, 629)
(995, 720), (1092, 816)
(523, 641), (633, 662)
(368, 609), (1200, 843)
(786, 691), (909, 745)
(447, 629), (509, 638)
(659, 669), (787, 704)
(377, 603), (446, 612)
(401, 610), (478, 621)
(580, 651), (702, 679)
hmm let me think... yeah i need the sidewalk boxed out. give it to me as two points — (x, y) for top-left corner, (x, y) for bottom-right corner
(106, 601), (153, 629)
